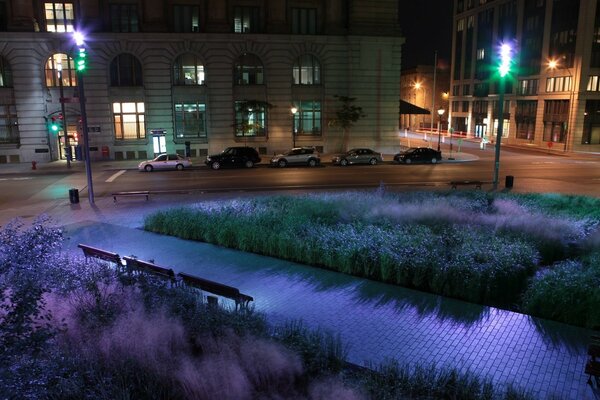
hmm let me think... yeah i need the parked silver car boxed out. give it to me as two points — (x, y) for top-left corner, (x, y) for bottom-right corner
(138, 154), (192, 172)
(270, 147), (320, 167)
(331, 148), (383, 166)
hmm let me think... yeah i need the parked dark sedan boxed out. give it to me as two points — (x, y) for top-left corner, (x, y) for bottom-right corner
(331, 148), (383, 166)
(205, 146), (261, 170)
(394, 147), (442, 164)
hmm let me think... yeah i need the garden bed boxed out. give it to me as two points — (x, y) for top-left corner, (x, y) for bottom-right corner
(144, 190), (600, 327)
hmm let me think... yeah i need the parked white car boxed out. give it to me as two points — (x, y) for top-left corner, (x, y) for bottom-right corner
(138, 154), (192, 172)
(270, 147), (320, 167)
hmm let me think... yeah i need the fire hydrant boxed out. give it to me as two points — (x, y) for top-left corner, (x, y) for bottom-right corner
(31, 161), (37, 170)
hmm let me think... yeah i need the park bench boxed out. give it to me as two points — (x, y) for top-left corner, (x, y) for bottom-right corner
(178, 272), (254, 309)
(586, 335), (600, 388)
(78, 244), (122, 266)
(122, 256), (176, 283)
(112, 191), (150, 202)
(449, 180), (488, 189)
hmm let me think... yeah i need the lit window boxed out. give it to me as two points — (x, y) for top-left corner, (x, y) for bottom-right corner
(588, 75), (600, 91)
(476, 48), (485, 60)
(113, 102), (145, 140)
(0, 57), (12, 87)
(234, 101), (266, 137)
(174, 103), (206, 138)
(292, 101), (321, 135)
(234, 6), (259, 33)
(44, 2), (74, 32)
(110, 54), (143, 86)
(173, 54), (204, 85)
(45, 53), (77, 87)
(293, 54), (320, 85)
(234, 53), (263, 85)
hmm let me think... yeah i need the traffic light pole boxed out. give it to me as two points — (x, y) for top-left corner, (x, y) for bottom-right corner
(76, 70), (94, 204)
(492, 77), (505, 191)
(58, 67), (71, 169)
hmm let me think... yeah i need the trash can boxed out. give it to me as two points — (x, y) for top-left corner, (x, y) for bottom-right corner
(505, 175), (514, 189)
(69, 188), (79, 204)
(74, 145), (83, 161)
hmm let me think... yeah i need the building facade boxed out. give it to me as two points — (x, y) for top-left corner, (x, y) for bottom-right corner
(451, 0), (600, 152)
(399, 65), (450, 131)
(0, 0), (404, 163)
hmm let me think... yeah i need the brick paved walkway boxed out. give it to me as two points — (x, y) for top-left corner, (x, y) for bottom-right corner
(64, 218), (596, 400)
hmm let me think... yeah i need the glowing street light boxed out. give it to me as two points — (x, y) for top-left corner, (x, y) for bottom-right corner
(291, 106), (298, 148)
(436, 108), (445, 152)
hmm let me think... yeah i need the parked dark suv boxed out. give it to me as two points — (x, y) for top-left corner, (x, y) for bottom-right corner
(205, 146), (261, 170)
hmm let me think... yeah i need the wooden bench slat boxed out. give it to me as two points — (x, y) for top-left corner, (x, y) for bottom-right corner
(178, 272), (240, 299)
(78, 244), (121, 265)
(122, 256), (175, 280)
(112, 191), (150, 202)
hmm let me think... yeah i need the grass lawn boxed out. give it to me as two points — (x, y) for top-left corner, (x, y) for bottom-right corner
(144, 190), (600, 328)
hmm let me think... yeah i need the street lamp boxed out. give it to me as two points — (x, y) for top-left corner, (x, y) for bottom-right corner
(547, 57), (574, 152)
(436, 108), (445, 152)
(291, 106), (298, 148)
(56, 59), (71, 168)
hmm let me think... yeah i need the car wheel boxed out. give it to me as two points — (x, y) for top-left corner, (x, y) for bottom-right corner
(369, 158), (377, 165)
(431, 158), (437, 164)
(245, 160), (254, 168)
(144, 164), (153, 172)
(405, 158), (412, 164)
(278, 159), (287, 168)
(308, 158), (317, 167)
(211, 161), (221, 170)
(176, 164), (184, 170)
(340, 159), (349, 166)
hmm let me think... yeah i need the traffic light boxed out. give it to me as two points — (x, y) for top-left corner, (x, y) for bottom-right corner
(498, 43), (513, 78)
(75, 46), (87, 72)
(48, 114), (63, 133)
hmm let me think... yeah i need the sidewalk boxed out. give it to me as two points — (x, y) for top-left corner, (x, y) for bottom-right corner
(14, 193), (594, 400)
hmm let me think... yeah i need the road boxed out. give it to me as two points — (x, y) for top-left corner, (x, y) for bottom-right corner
(0, 146), (599, 209)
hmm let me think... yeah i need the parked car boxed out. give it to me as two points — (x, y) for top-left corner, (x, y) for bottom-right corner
(205, 146), (261, 170)
(270, 147), (320, 167)
(331, 148), (383, 166)
(138, 154), (191, 172)
(394, 147), (442, 164)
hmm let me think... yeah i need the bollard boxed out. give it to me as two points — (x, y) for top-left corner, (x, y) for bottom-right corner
(505, 175), (514, 189)
(31, 161), (37, 170)
(69, 188), (79, 204)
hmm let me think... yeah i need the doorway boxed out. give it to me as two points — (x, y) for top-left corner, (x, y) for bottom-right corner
(58, 124), (79, 160)
(153, 135), (166, 156)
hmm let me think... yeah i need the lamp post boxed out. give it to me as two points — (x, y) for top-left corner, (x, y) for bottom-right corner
(436, 108), (445, 152)
(291, 106), (298, 148)
(548, 57), (574, 152)
(73, 31), (94, 204)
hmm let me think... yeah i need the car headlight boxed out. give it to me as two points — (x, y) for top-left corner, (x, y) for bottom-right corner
(206, 156), (211, 161)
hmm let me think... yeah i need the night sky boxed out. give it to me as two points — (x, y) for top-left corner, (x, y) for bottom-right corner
(398, 1), (454, 69)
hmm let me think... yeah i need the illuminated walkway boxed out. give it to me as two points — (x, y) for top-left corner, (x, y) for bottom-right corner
(56, 195), (595, 400)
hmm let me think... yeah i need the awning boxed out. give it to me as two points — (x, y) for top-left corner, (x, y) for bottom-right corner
(399, 100), (431, 115)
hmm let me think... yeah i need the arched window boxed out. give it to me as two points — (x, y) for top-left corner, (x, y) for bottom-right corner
(110, 54), (143, 86)
(0, 57), (12, 87)
(173, 53), (205, 85)
(45, 53), (77, 87)
(234, 53), (263, 85)
(293, 54), (320, 85)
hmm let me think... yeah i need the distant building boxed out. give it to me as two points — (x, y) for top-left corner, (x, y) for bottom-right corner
(400, 65), (450, 131)
(450, 0), (600, 152)
(0, 0), (404, 163)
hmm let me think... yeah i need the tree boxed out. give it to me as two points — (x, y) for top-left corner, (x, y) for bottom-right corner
(328, 95), (366, 151)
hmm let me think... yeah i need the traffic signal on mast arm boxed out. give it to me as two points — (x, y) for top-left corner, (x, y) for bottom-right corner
(75, 46), (87, 72)
(497, 43), (514, 78)
(48, 114), (63, 133)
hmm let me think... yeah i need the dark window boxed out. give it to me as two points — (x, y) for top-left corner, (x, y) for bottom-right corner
(234, 6), (259, 33)
(234, 53), (263, 85)
(173, 54), (204, 85)
(174, 102), (206, 138)
(582, 99), (600, 144)
(110, 4), (139, 32)
(516, 100), (537, 140)
(234, 101), (266, 137)
(0, 105), (18, 144)
(292, 101), (321, 136)
(462, 101), (470, 112)
(44, 2), (75, 32)
(293, 54), (320, 85)
(592, 0), (600, 67)
(453, 18), (464, 80)
(0, 56), (12, 87)
(548, 0), (579, 69)
(110, 54), (143, 86)
(462, 84), (470, 95)
(543, 100), (569, 142)
(173, 5), (199, 32)
(475, 9), (493, 81)
(291, 8), (316, 34)
(0, 1), (7, 31)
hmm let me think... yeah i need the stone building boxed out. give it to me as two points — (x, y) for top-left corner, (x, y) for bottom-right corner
(0, 0), (404, 163)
